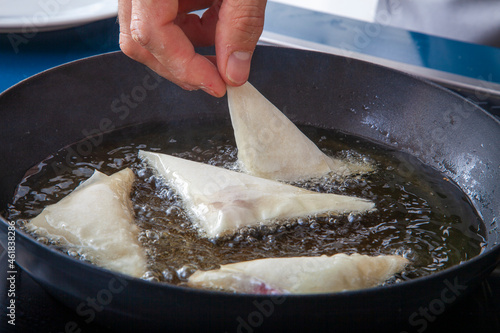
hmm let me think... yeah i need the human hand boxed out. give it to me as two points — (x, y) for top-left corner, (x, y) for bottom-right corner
(118, 0), (267, 97)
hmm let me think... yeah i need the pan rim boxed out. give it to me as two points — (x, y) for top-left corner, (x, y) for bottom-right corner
(1, 47), (499, 300)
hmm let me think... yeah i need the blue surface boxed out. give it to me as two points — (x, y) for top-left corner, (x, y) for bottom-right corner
(0, 17), (120, 93)
(1, 3), (500, 94)
(264, 2), (500, 85)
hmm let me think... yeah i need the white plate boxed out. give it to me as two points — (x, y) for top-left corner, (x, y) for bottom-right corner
(0, 0), (118, 33)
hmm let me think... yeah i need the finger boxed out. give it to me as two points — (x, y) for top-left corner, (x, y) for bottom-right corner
(127, 0), (226, 97)
(119, 1), (197, 91)
(130, 0), (226, 96)
(215, 0), (267, 86)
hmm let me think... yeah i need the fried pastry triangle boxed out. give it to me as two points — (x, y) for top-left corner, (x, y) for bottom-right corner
(227, 82), (372, 181)
(188, 253), (408, 294)
(139, 151), (374, 238)
(28, 168), (148, 278)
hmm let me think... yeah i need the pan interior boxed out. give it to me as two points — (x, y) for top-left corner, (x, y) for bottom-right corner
(7, 118), (486, 289)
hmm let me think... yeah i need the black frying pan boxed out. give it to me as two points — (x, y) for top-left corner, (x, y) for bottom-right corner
(0, 47), (499, 332)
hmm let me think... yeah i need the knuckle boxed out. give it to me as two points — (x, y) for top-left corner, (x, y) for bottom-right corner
(232, 15), (264, 42)
(119, 33), (145, 61)
(130, 17), (151, 48)
(225, 4), (265, 43)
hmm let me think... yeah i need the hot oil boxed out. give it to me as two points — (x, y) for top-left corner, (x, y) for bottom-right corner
(8, 120), (485, 286)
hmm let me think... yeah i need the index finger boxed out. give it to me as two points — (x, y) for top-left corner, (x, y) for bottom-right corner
(130, 0), (226, 97)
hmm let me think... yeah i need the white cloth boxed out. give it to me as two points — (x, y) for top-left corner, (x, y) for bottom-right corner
(377, 0), (500, 47)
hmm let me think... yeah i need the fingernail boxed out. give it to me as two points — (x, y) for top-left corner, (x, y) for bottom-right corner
(226, 51), (252, 85)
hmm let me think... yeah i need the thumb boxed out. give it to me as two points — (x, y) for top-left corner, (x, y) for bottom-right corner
(215, 0), (267, 86)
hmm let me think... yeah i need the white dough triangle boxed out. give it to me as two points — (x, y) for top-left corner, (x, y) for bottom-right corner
(28, 168), (148, 278)
(227, 82), (372, 181)
(139, 150), (374, 238)
(188, 253), (408, 294)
